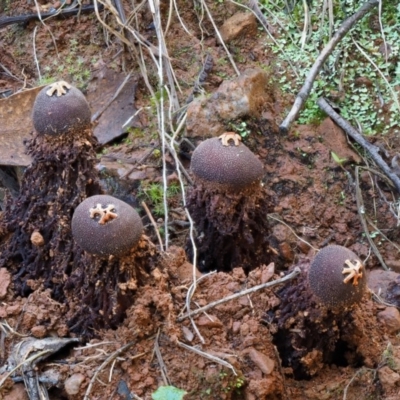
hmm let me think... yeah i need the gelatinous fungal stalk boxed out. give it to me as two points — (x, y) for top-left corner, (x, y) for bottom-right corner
(186, 132), (273, 273)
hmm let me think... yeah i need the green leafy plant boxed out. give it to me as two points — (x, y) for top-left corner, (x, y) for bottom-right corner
(229, 120), (251, 139)
(138, 182), (181, 217)
(261, 0), (400, 135)
(152, 385), (187, 400)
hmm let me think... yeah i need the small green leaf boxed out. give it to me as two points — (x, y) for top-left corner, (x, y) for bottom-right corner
(331, 151), (347, 165)
(151, 385), (187, 400)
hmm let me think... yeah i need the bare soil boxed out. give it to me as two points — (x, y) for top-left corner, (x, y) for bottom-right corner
(1, 1), (400, 399)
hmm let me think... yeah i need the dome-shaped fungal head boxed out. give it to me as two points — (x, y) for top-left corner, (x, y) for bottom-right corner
(32, 81), (91, 135)
(71, 195), (143, 257)
(190, 132), (264, 190)
(308, 245), (367, 309)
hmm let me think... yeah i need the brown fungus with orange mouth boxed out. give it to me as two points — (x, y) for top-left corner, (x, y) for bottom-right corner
(270, 245), (381, 380)
(66, 195), (159, 335)
(186, 132), (273, 273)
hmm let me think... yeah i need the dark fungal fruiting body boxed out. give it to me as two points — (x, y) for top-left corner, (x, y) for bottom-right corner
(72, 195), (143, 257)
(186, 132), (272, 273)
(32, 81), (91, 136)
(308, 245), (367, 309)
(270, 251), (378, 380)
(68, 196), (158, 337)
(190, 132), (264, 190)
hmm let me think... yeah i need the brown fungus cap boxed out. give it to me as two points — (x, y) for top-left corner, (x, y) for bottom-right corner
(190, 132), (264, 190)
(308, 245), (367, 309)
(71, 195), (143, 257)
(32, 81), (91, 136)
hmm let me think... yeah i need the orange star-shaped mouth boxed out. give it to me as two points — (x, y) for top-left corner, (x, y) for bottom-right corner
(89, 204), (118, 225)
(218, 132), (242, 147)
(342, 259), (363, 286)
(46, 81), (71, 97)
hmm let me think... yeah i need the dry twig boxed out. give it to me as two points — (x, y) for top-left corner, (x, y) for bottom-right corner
(177, 340), (237, 376)
(141, 201), (164, 252)
(84, 341), (142, 400)
(178, 267), (300, 321)
(153, 330), (170, 386)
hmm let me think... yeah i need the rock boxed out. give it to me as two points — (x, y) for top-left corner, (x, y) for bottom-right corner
(317, 118), (362, 164)
(65, 373), (85, 396)
(261, 263), (275, 284)
(377, 307), (400, 334)
(182, 326), (194, 342)
(378, 366), (400, 392)
(232, 321), (241, 333)
(219, 12), (257, 43)
(246, 348), (275, 374)
(368, 269), (399, 300)
(31, 325), (47, 338)
(186, 68), (276, 138)
(196, 315), (223, 328)
(0, 268), (11, 299)
(30, 231), (44, 247)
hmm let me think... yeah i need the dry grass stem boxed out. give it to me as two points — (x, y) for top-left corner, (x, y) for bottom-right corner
(154, 330), (170, 386)
(142, 201), (164, 252)
(267, 214), (318, 251)
(178, 267), (301, 321)
(83, 341), (140, 400)
(177, 340), (237, 376)
(0, 349), (51, 388)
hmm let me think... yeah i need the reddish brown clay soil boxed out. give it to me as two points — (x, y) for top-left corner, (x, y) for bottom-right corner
(1, 1), (400, 400)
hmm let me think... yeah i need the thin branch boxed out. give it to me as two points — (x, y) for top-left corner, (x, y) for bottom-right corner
(83, 342), (139, 400)
(91, 73), (132, 122)
(201, 0), (240, 76)
(177, 267), (301, 321)
(32, 26), (41, 81)
(318, 97), (400, 193)
(176, 340), (237, 376)
(279, 0), (379, 133)
(267, 214), (318, 251)
(154, 330), (170, 386)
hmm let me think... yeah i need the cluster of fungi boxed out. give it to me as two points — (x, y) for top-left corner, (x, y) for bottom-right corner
(0, 81), (156, 338)
(0, 80), (378, 380)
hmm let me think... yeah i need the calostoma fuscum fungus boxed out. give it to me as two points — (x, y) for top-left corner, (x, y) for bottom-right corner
(186, 132), (273, 273)
(270, 245), (380, 379)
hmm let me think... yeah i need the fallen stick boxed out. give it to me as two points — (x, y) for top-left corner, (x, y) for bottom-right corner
(317, 97), (400, 194)
(177, 266), (301, 321)
(279, 0), (379, 133)
(0, 4), (102, 29)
